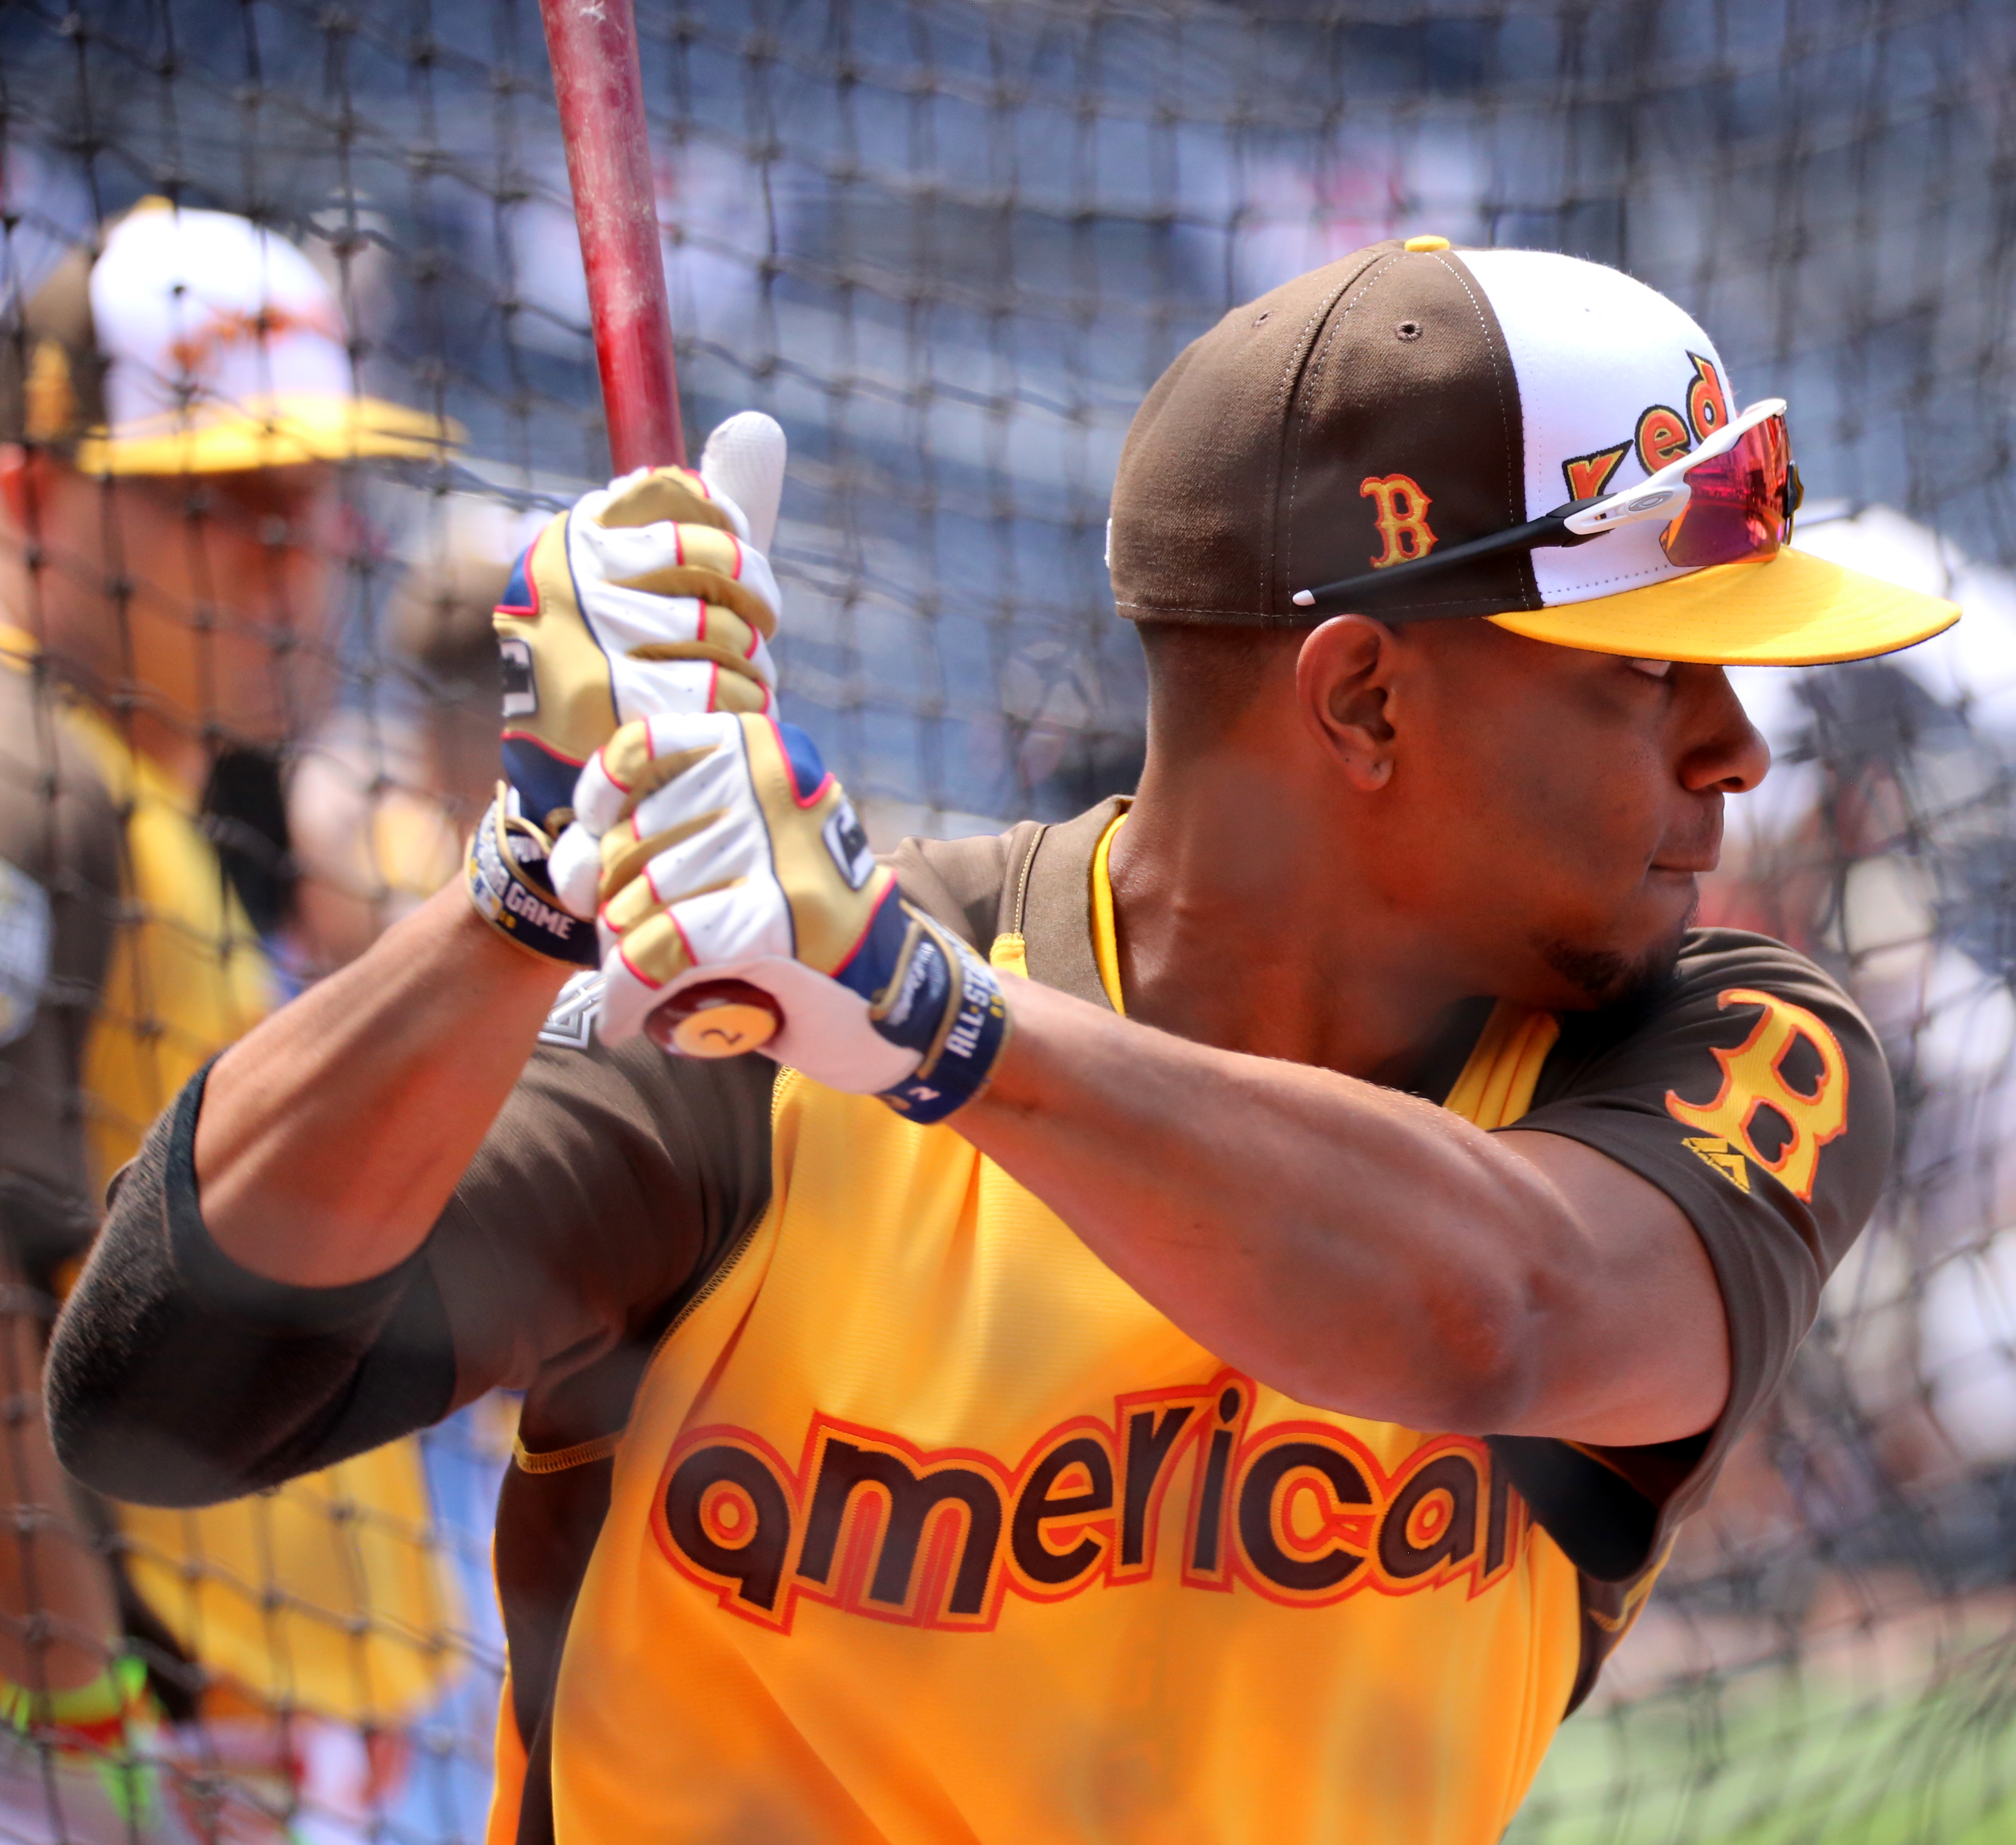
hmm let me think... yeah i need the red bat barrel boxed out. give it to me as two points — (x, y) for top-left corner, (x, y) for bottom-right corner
(539, 0), (685, 473)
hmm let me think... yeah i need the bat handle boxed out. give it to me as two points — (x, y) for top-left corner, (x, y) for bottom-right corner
(644, 980), (784, 1059)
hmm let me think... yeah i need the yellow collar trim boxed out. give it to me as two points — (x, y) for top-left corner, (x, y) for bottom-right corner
(1441, 1000), (1560, 1129)
(1089, 809), (1127, 1017)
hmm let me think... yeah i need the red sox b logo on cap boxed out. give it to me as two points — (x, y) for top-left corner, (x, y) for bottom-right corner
(1360, 474), (1437, 570)
(1354, 345), (1726, 579)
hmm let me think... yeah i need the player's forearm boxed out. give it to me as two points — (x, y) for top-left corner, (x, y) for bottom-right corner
(958, 978), (1599, 1435)
(194, 883), (572, 1287)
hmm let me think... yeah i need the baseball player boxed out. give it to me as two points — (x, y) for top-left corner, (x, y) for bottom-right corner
(0, 200), (460, 1830)
(50, 241), (1957, 1842)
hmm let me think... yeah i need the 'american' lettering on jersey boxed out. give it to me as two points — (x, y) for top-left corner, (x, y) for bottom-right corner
(652, 1371), (1529, 1633)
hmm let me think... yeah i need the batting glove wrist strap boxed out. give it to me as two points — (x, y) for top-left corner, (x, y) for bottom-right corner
(872, 910), (1013, 1124)
(466, 790), (600, 965)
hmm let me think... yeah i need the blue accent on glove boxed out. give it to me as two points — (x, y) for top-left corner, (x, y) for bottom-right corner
(872, 920), (1012, 1125)
(776, 721), (830, 803)
(499, 545), (535, 613)
(502, 736), (584, 832)
(829, 884), (913, 1010)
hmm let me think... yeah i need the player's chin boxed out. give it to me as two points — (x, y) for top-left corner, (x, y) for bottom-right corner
(1628, 869), (1701, 958)
(1532, 881), (1696, 1011)
(1643, 864), (1705, 930)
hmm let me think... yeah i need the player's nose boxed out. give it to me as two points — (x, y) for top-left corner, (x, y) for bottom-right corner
(1677, 665), (1771, 795)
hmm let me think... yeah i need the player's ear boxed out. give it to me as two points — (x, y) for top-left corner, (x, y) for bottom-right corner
(1296, 614), (1397, 792)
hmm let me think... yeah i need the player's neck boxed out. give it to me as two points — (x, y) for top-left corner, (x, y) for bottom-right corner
(1110, 752), (1470, 1081)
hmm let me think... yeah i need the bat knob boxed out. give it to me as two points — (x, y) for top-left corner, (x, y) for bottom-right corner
(645, 979), (783, 1059)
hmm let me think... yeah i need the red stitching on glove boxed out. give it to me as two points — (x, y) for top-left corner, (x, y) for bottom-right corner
(618, 943), (664, 991)
(598, 740), (633, 795)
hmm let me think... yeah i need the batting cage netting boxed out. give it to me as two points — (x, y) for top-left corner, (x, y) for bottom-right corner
(3, 0), (2016, 1839)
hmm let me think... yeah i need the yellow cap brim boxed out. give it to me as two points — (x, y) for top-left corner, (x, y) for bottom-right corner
(73, 393), (461, 475)
(1487, 547), (1960, 667)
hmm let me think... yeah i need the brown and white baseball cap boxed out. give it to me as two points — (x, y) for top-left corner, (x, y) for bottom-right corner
(1110, 238), (1958, 666)
(1, 198), (456, 474)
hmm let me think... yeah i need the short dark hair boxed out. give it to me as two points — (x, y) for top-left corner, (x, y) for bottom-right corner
(1136, 619), (1309, 747)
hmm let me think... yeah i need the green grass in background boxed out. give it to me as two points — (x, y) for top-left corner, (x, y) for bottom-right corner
(1510, 1643), (2016, 1845)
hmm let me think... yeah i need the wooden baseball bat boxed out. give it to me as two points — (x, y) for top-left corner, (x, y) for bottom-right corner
(539, 0), (684, 472)
(539, 0), (782, 1060)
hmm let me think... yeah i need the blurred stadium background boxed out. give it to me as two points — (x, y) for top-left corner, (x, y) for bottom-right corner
(6, 0), (2016, 1838)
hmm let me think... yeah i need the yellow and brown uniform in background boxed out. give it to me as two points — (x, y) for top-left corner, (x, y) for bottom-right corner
(53, 798), (1891, 1843)
(0, 628), (456, 1728)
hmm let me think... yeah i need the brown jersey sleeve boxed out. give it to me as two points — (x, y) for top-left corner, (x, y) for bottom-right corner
(428, 1013), (776, 1446)
(48, 817), (1053, 1510)
(1485, 927), (1892, 1589)
(47, 1001), (775, 1506)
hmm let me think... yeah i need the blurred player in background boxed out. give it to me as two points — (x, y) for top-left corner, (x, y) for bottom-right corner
(288, 497), (536, 975)
(50, 244), (1966, 1840)
(0, 199), (462, 1838)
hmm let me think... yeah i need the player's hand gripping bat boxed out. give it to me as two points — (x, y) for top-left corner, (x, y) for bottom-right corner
(559, 709), (1014, 1122)
(537, 0), (789, 1056)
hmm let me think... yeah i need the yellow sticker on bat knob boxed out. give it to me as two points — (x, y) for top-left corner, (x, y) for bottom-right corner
(646, 981), (783, 1059)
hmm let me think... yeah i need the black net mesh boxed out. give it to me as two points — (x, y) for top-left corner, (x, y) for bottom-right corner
(2, 1), (2015, 1839)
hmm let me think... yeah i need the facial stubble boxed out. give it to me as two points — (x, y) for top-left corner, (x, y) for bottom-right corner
(1535, 888), (1697, 1011)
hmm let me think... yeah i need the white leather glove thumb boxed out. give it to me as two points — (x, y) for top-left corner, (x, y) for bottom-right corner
(699, 411), (786, 553)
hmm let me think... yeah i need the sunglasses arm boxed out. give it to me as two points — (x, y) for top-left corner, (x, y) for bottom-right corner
(1290, 501), (1613, 611)
(1559, 476), (1693, 538)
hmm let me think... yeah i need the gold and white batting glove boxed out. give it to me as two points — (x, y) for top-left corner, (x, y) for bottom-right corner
(495, 411), (786, 833)
(555, 712), (1012, 1123)
(466, 412), (786, 965)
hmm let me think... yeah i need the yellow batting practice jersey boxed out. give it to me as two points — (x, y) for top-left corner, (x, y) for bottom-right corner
(546, 992), (1580, 1842)
(510, 804), (1882, 1843)
(51, 798), (1893, 1842)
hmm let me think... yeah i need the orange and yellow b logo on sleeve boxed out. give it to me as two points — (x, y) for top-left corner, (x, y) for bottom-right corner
(1360, 474), (1437, 569)
(1664, 988), (1849, 1201)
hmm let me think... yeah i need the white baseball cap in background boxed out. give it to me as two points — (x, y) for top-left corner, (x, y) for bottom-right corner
(2, 197), (457, 474)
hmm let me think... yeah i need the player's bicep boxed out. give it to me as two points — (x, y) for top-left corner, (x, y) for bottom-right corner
(1459, 943), (1889, 1582)
(1494, 1128), (1731, 1445)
